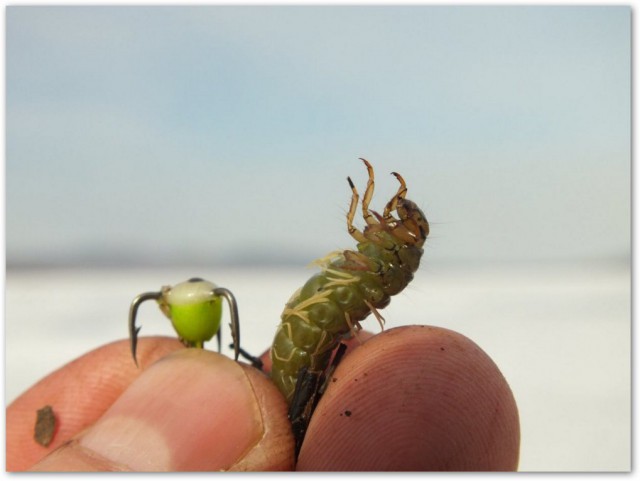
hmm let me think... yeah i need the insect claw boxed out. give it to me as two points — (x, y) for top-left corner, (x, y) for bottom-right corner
(347, 176), (355, 189)
(371, 210), (386, 223)
(358, 157), (372, 170)
(391, 172), (408, 197)
(128, 291), (162, 367)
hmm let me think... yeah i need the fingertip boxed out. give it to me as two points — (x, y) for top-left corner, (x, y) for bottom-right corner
(298, 325), (520, 471)
(228, 363), (295, 471)
(30, 350), (294, 472)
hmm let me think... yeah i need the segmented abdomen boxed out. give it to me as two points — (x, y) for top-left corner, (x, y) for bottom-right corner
(270, 238), (424, 402)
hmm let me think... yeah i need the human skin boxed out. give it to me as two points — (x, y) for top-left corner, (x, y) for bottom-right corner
(6, 325), (520, 471)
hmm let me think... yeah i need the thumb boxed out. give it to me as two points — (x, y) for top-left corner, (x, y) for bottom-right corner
(31, 350), (294, 471)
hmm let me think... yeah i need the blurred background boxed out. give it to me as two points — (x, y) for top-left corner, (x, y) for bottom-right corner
(6, 6), (630, 471)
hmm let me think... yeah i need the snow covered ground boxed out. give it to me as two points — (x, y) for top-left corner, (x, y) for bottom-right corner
(5, 261), (630, 471)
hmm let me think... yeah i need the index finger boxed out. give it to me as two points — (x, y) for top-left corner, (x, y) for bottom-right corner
(299, 325), (520, 471)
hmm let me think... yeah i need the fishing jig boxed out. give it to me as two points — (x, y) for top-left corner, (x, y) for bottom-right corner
(128, 277), (240, 366)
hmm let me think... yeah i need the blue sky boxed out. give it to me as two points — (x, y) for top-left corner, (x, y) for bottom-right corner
(6, 6), (630, 266)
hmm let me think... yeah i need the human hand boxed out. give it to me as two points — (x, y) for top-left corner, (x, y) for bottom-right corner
(6, 325), (520, 471)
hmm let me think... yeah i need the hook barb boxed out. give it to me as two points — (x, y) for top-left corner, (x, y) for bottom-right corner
(128, 291), (162, 367)
(213, 287), (241, 362)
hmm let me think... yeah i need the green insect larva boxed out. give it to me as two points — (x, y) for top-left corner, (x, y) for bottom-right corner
(128, 277), (240, 365)
(270, 159), (429, 452)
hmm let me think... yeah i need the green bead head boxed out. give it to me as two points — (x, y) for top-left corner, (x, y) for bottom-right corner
(161, 278), (222, 346)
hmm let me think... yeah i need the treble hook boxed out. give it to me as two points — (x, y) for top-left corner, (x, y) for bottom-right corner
(129, 291), (162, 367)
(212, 287), (240, 364)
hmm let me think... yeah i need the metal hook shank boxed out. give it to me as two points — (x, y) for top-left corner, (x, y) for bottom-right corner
(128, 291), (162, 366)
(213, 287), (240, 362)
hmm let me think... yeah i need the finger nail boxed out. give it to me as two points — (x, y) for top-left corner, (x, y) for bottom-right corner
(78, 350), (263, 471)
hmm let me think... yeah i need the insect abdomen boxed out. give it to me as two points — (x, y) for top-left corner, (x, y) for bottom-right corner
(271, 242), (423, 401)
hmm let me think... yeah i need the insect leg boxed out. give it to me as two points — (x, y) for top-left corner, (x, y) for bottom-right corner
(344, 311), (363, 344)
(383, 171), (409, 220)
(213, 287), (240, 362)
(318, 342), (348, 397)
(128, 291), (162, 366)
(346, 177), (367, 243)
(364, 299), (386, 331)
(358, 158), (378, 226)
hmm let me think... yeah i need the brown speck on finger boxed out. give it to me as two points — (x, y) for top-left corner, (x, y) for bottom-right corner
(34, 405), (56, 447)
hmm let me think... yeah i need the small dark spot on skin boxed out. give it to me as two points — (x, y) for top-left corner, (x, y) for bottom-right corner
(440, 347), (445, 351)
(344, 410), (352, 417)
(332, 377), (338, 383)
(34, 405), (56, 447)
